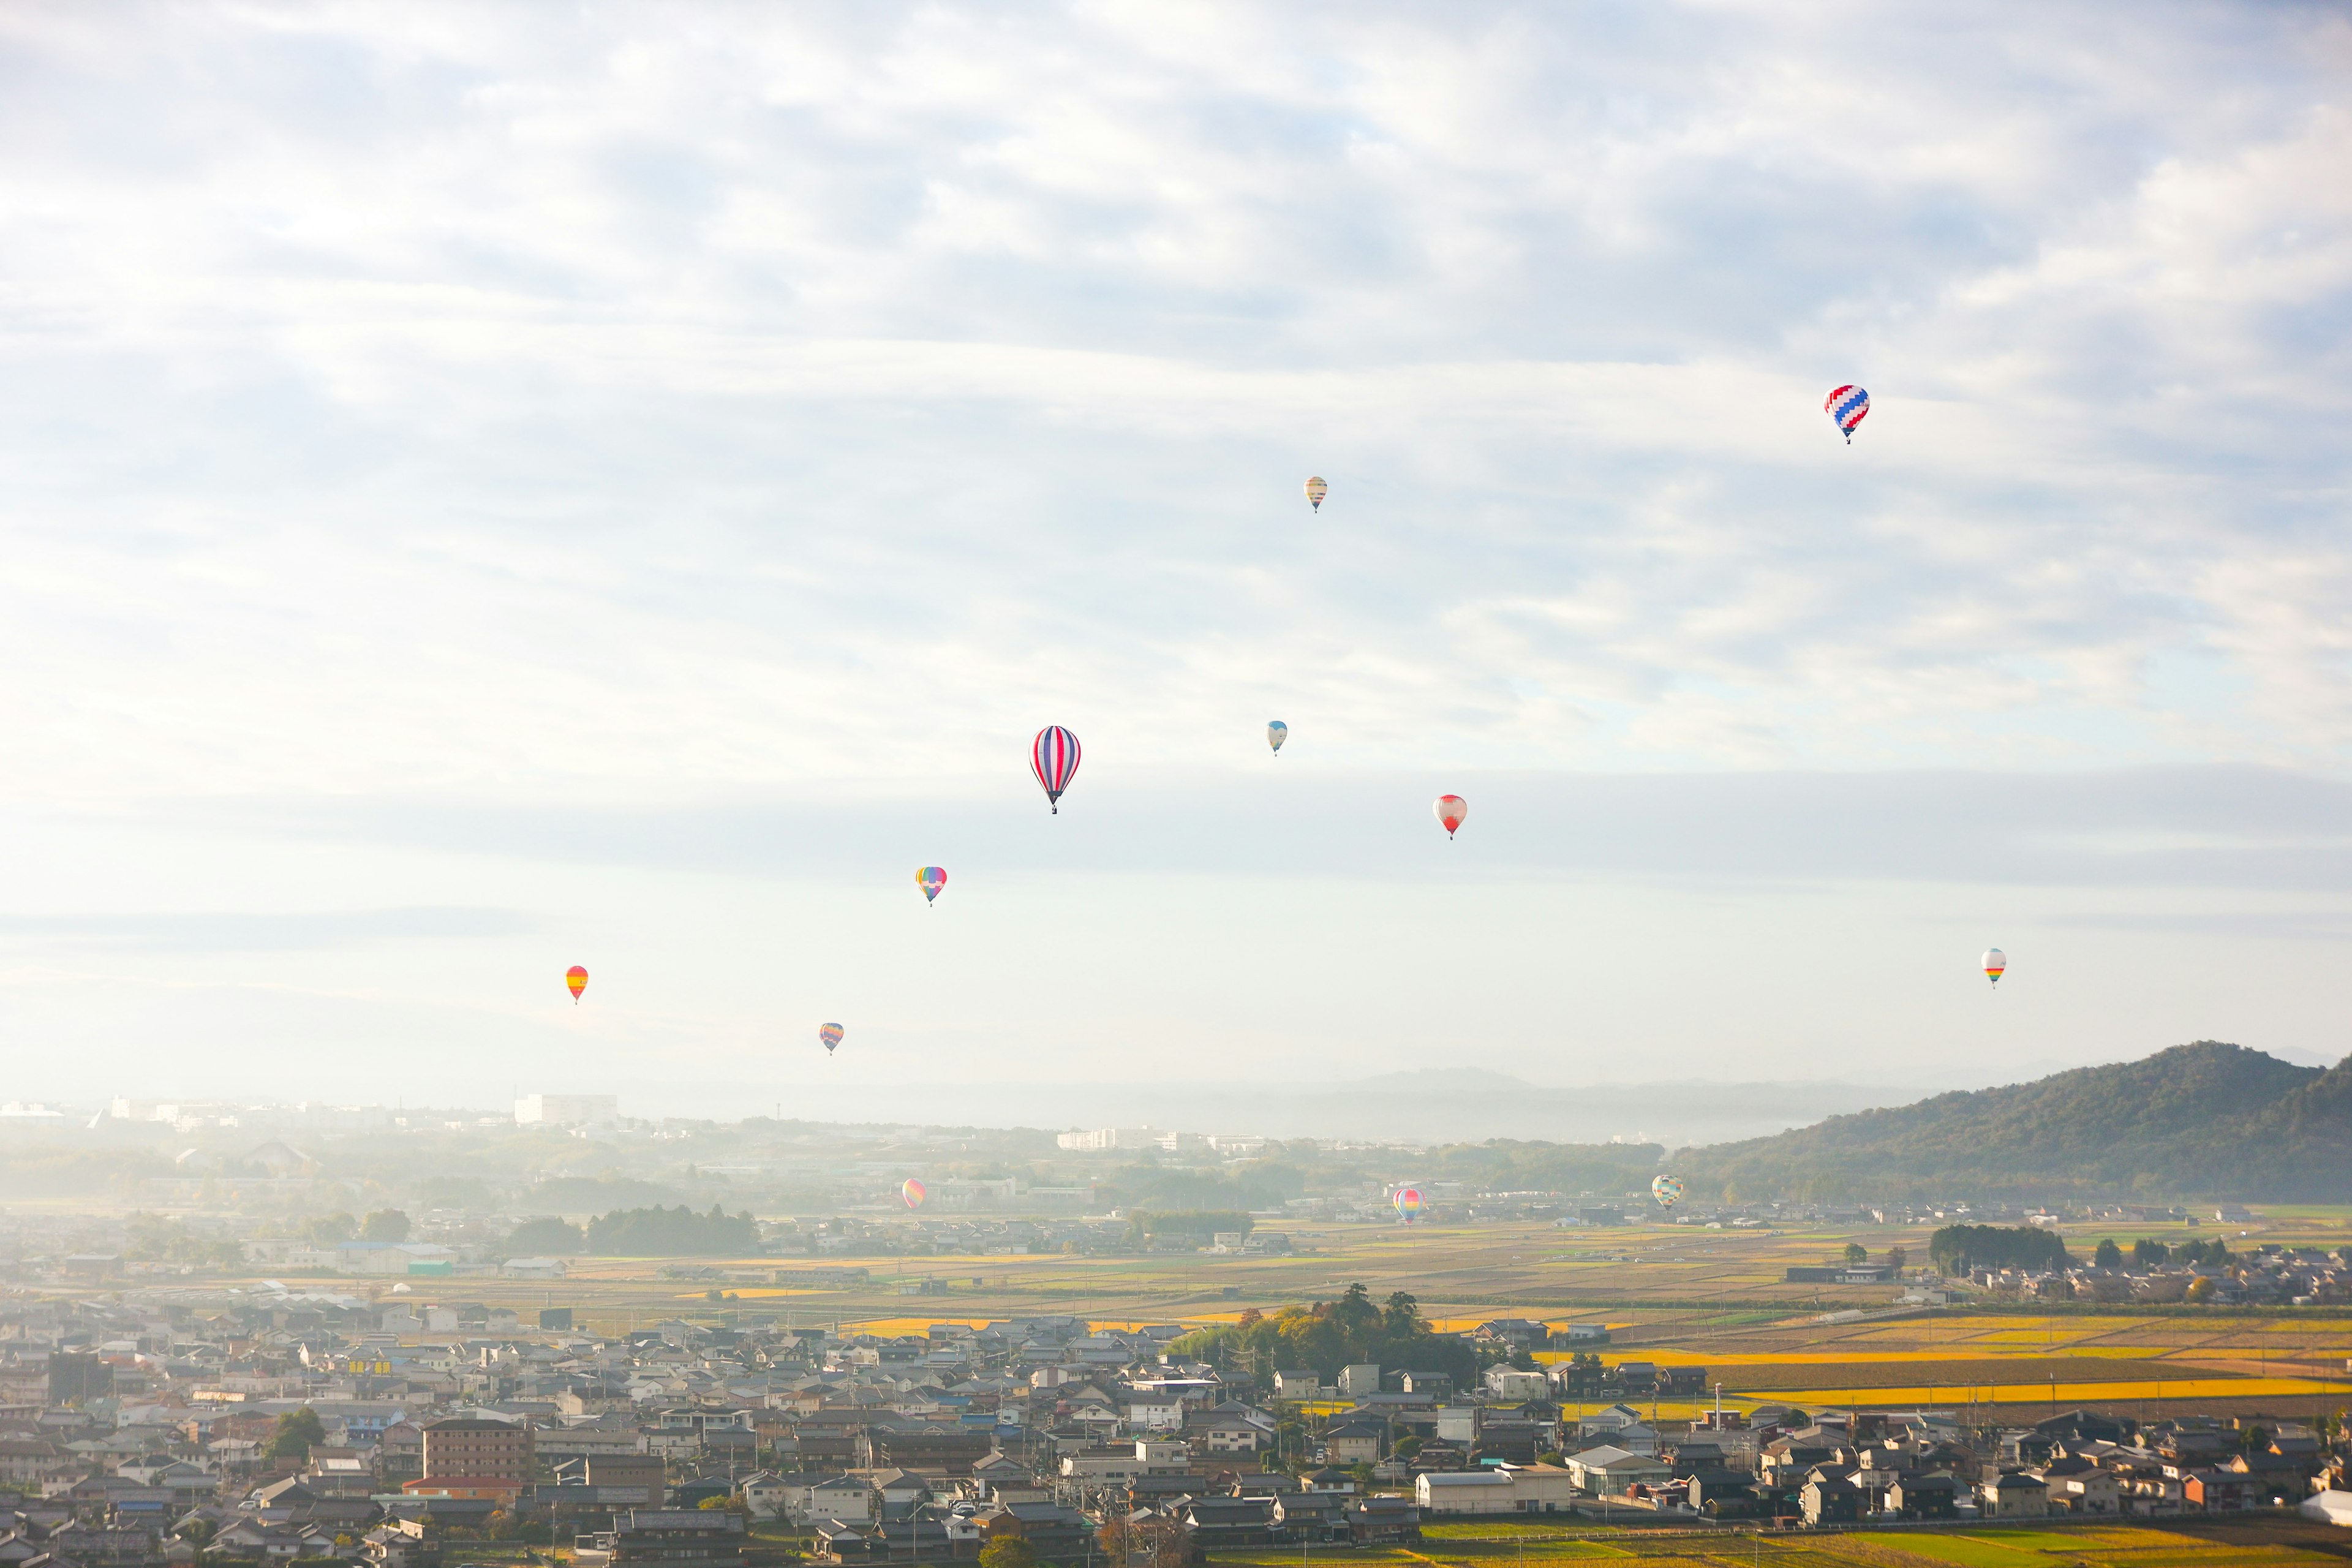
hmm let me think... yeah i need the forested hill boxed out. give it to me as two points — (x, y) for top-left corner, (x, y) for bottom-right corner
(1677, 1042), (2352, 1202)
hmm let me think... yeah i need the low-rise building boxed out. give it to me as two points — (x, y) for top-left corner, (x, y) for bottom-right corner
(573, 1510), (745, 1568)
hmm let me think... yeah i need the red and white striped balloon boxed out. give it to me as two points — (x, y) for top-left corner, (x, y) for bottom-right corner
(1031, 726), (1082, 814)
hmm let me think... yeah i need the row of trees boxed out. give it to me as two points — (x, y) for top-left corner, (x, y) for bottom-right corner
(1927, 1223), (2071, 1273)
(2089, 1236), (2241, 1269)
(504, 1204), (758, 1255)
(1839, 1242), (1908, 1268)
(1123, 1210), (1253, 1245)
(300, 1209), (410, 1244)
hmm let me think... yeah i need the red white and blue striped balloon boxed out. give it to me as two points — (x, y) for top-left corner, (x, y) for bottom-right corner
(1031, 726), (1082, 813)
(1825, 384), (1870, 442)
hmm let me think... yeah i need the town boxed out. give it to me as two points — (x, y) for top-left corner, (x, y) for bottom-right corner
(2, 1288), (2350, 1568)
(6, 1099), (2352, 1567)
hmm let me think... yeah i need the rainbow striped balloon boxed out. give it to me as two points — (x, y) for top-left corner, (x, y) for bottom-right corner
(1983, 948), (2007, 986)
(902, 1178), (927, 1209)
(917, 865), (947, 905)
(1305, 476), (1328, 511)
(1031, 725), (1081, 814)
(1392, 1186), (1424, 1224)
(819, 1022), (845, 1055)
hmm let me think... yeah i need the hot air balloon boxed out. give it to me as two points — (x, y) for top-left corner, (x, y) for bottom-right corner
(1305, 477), (1327, 512)
(565, 965), (587, 1003)
(1267, 720), (1287, 756)
(1652, 1174), (1686, 1210)
(902, 1178), (927, 1209)
(819, 1022), (845, 1055)
(1433, 794), (1468, 839)
(1393, 1186), (1424, 1224)
(1825, 385), (1870, 443)
(1031, 726), (1081, 814)
(1983, 948), (2007, 987)
(917, 866), (947, 905)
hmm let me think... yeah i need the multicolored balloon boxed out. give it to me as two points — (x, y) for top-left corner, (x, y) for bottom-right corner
(1267, 720), (1287, 756)
(917, 866), (947, 905)
(565, 965), (587, 1004)
(1651, 1174), (1685, 1209)
(1433, 794), (1468, 839)
(1393, 1186), (1424, 1224)
(1305, 477), (1327, 512)
(1825, 385), (1869, 443)
(1031, 726), (1081, 814)
(820, 1022), (845, 1055)
(1983, 948), (2007, 987)
(902, 1178), (927, 1209)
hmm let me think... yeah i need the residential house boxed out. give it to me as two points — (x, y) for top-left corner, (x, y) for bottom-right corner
(790, 1477), (878, 1527)
(1320, 1421), (1385, 1466)
(1564, 1446), (1669, 1498)
(1979, 1472), (2048, 1519)
(572, 1509), (745, 1568)
(1346, 1496), (1420, 1544)
(1178, 1497), (1280, 1548)
(1800, 1476), (1861, 1526)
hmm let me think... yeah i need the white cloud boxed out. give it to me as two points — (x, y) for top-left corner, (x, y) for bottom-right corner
(0, 2), (2345, 1099)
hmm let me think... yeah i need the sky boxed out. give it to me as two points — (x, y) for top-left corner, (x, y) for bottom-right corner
(0, 2), (2348, 1125)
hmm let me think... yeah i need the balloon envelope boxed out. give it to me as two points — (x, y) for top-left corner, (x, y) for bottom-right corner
(565, 965), (587, 1003)
(902, 1178), (927, 1208)
(1031, 726), (1082, 813)
(1393, 1186), (1424, 1223)
(1983, 948), (2007, 985)
(1267, 720), (1287, 755)
(1652, 1174), (1686, 1208)
(1434, 794), (1468, 837)
(819, 1022), (845, 1054)
(1305, 477), (1327, 511)
(918, 866), (947, 904)
(1825, 384), (1870, 440)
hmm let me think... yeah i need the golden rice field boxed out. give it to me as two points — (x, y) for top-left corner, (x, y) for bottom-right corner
(1209, 1514), (2352, 1567)
(244, 1211), (2352, 1417)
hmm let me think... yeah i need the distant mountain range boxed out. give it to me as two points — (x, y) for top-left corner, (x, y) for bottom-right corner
(1675, 1041), (2352, 1202)
(731, 1071), (1892, 1148)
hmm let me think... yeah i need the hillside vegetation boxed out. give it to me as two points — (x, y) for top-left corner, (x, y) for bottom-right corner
(1677, 1041), (2352, 1202)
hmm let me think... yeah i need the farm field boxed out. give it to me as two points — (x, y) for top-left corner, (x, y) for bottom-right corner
(206, 1212), (2352, 1420)
(1205, 1515), (2352, 1566)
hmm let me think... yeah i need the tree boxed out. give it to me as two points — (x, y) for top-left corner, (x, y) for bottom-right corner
(1842, 1242), (1868, 1265)
(506, 1216), (586, 1255)
(978, 1537), (1036, 1568)
(2186, 1276), (2216, 1303)
(2132, 1238), (2168, 1268)
(2093, 1239), (2123, 1269)
(264, 1406), (326, 1463)
(584, 1205), (759, 1256)
(303, 1212), (356, 1245)
(1098, 1513), (1187, 1568)
(1886, 1245), (1907, 1273)
(361, 1209), (410, 1242)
